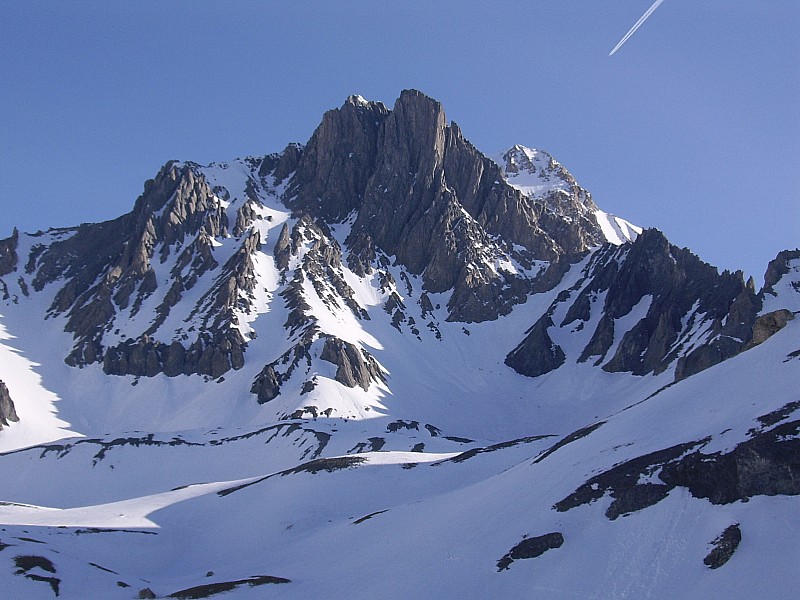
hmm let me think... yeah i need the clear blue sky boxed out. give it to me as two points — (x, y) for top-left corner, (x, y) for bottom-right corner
(1, 0), (797, 283)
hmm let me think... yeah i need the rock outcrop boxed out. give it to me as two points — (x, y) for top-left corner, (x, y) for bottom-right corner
(496, 532), (564, 571)
(505, 315), (566, 376)
(507, 228), (760, 382)
(704, 524), (742, 569)
(18, 161), (274, 379)
(556, 402), (800, 518)
(762, 249), (800, 297)
(3, 91), (790, 414)
(320, 336), (384, 391)
(0, 380), (19, 429)
(749, 309), (794, 347)
(0, 228), (19, 277)
(251, 215), (382, 405)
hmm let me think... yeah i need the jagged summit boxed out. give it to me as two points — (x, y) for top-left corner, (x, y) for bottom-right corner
(0, 90), (792, 411)
(345, 93), (377, 108)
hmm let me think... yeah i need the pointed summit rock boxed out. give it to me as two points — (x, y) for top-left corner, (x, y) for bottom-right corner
(286, 95), (389, 222)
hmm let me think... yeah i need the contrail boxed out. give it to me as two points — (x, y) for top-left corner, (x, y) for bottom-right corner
(609, 0), (666, 56)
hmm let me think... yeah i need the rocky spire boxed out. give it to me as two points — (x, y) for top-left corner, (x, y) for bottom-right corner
(0, 228), (19, 277)
(0, 380), (19, 429)
(286, 95), (389, 222)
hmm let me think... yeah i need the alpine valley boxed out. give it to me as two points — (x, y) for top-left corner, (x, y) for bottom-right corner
(1, 90), (798, 599)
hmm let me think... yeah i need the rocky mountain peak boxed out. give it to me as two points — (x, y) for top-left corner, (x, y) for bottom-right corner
(285, 93), (389, 222)
(344, 94), (375, 108)
(497, 144), (599, 218)
(762, 249), (800, 297)
(500, 145), (570, 183)
(383, 89), (448, 174)
(2, 90), (779, 408)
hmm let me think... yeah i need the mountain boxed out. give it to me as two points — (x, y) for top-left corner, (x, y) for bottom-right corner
(0, 90), (797, 599)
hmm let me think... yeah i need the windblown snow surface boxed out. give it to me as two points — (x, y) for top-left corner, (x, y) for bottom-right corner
(1, 160), (798, 599)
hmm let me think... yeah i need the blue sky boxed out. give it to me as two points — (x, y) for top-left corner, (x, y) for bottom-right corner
(1, 0), (797, 282)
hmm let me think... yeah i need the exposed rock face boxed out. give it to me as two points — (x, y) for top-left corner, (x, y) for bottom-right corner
(0, 228), (20, 301)
(286, 95), (389, 223)
(762, 249), (800, 295)
(704, 524), (741, 569)
(18, 161), (273, 379)
(0, 380), (20, 429)
(554, 440), (701, 518)
(251, 215), (382, 405)
(320, 336), (384, 390)
(750, 309), (794, 347)
(285, 90), (605, 323)
(3, 90), (789, 414)
(505, 315), (566, 376)
(0, 228), (19, 277)
(496, 532), (564, 571)
(658, 420), (800, 504)
(556, 403), (800, 518)
(507, 228), (760, 382)
(497, 145), (605, 248)
(251, 364), (282, 404)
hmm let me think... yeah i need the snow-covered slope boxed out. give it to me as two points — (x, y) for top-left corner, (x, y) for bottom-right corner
(0, 90), (797, 599)
(0, 310), (797, 599)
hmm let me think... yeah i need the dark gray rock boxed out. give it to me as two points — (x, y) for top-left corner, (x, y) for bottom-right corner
(281, 89), (605, 323)
(167, 575), (290, 598)
(27, 162), (228, 371)
(273, 223), (291, 271)
(557, 415), (800, 519)
(532, 422), (605, 465)
(659, 420), (800, 504)
(24, 161), (264, 380)
(233, 200), (259, 237)
(508, 229), (761, 381)
(320, 336), (384, 391)
(605, 483), (672, 520)
(497, 532), (564, 571)
(505, 315), (566, 377)
(286, 95), (389, 223)
(0, 380), (20, 429)
(273, 143), (303, 183)
(13, 555), (60, 596)
(762, 249), (800, 296)
(0, 228), (19, 277)
(251, 365), (282, 404)
(704, 524), (741, 569)
(554, 441), (702, 516)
